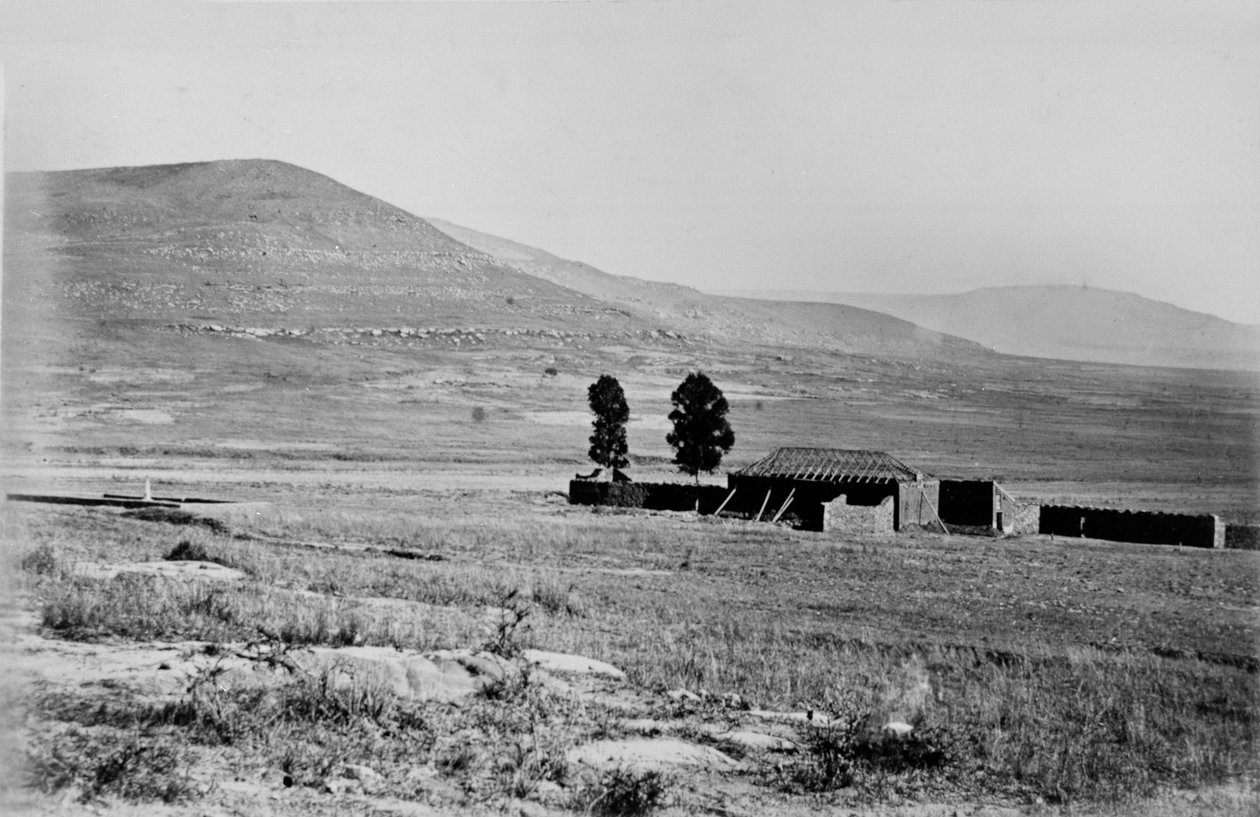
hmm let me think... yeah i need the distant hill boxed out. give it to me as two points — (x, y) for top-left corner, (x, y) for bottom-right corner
(4, 159), (641, 332)
(720, 286), (1260, 371)
(4, 159), (988, 363)
(428, 218), (990, 360)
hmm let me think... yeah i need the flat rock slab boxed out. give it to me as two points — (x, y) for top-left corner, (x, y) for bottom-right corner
(619, 718), (669, 735)
(523, 649), (625, 679)
(72, 560), (247, 582)
(715, 730), (798, 753)
(566, 738), (739, 771)
(291, 647), (518, 702)
(747, 708), (834, 727)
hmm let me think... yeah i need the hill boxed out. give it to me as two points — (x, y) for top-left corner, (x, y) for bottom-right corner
(720, 286), (1260, 371)
(5, 160), (987, 363)
(4, 160), (637, 332)
(428, 218), (988, 360)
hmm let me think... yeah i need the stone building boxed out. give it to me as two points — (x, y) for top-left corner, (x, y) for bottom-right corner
(727, 447), (941, 532)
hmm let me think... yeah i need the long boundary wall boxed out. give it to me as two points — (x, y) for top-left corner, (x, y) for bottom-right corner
(568, 481), (728, 513)
(1039, 505), (1224, 549)
(1225, 524), (1260, 550)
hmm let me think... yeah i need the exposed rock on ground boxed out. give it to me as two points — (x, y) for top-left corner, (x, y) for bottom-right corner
(565, 737), (741, 772)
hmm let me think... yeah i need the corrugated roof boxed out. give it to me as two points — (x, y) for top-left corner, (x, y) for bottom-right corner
(735, 447), (927, 483)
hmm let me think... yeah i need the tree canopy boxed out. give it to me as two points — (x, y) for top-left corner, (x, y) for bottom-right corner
(666, 371), (734, 482)
(587, 374), (630, 471)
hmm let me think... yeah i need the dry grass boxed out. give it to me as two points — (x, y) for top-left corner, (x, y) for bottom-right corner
(6, 498), (1258, 806)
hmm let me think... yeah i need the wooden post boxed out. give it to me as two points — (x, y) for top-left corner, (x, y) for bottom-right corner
(771, 489), (796, 523)
(714, 488), (737, 516)
(994, 483), (1019, 504)
(755, 489), (772, 522)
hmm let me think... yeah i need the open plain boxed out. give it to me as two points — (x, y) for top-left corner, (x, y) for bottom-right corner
(1, 161), (1258, 815)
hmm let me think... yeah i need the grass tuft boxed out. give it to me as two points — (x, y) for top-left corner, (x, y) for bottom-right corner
(581, 766), (668, 816)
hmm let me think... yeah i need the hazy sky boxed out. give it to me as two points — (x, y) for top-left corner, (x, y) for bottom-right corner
(4, 0), (1259, 323)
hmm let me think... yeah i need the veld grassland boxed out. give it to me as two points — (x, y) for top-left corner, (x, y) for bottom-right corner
(5, 496), (1257, 812)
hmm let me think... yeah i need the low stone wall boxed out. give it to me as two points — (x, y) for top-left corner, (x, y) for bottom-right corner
(823, 495), (895, 536)
(568, 481), (727, 512)
(1039, 505), (1224, 549)
(1225, 524), (1260, 550)
(643, 484), (730, 513)
(1008, 502), (1041, 536)
(567, 481), (650, 508)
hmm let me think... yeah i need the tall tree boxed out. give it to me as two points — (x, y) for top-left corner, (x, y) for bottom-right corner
(666, 371), (734, 483)
(587, 374), (630, 472)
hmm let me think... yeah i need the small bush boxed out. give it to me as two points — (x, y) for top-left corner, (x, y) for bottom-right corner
(783, 721), (857, 793)
(123, 507), (228, 534)
(165, 539), (212, 562)
(531, 578), (584, 617)
(20, 544), (61, 576)
(584, 766), (668, 815)
(781, 712), (952, 794)
(482, 589), (531, 658)
(27, 729), (197, 804)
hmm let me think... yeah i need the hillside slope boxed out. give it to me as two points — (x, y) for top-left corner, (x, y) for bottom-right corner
(428, 218), (989, 360)
(5, 160), (990, 363)
(722, 286), (1260, 371)
(5, 160), (640, 332)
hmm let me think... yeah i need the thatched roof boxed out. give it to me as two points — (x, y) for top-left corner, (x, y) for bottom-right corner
(735, 447), (927, 484)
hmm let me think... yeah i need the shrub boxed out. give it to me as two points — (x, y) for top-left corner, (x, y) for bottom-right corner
(20, 544), (61, 576)
(165, 539), (213, 563)
(584, 766), (668, 815)
(27, 729), (197, 804)
(123, 507), (228, 534)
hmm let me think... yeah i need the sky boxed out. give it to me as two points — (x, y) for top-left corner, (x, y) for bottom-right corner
(3, 0), (1259, 324)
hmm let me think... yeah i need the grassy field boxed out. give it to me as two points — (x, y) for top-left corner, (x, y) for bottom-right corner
(3, 473), (1257, 814)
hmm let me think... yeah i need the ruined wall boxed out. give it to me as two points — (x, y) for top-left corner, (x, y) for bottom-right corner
(567, 481), (726, 512)
(567, 481), (650, 508)
(896, 480), (941, 531)
(1225, 524), (1260, 550)
(939, 480), (995, 528)
(1039, 505), (1224, 549)
(823, 495), (895, 536)
(1008, 502), (1041, 536)
(643, 484), (729, 513)
(724, 475), (897, 530)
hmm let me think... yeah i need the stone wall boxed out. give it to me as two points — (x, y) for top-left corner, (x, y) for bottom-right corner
(567, 481), (650, 508)
(1225, 524), (1260, 550)
(1008, 502), (1041, 536)
(823, 495), (895, 535)
(568, 481), (727, 512)
(724, 475), (896, 531)
(1039, 505), (1224, 549)
(896, 480), (942, 531)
